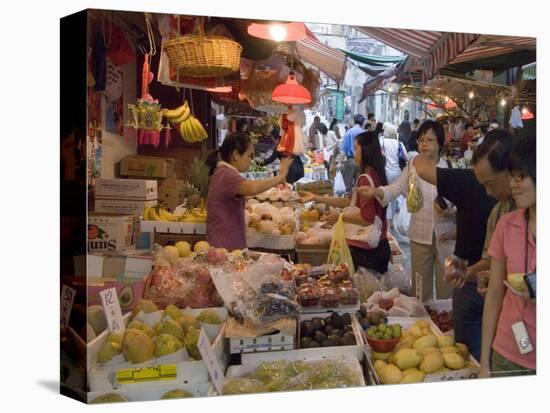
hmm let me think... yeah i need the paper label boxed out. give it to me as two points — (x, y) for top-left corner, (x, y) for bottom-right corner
(198, 327), (225, 394)
(99, 287), (125, 333)
(60, 285), (76, 328)
(116, 365), (177, 384)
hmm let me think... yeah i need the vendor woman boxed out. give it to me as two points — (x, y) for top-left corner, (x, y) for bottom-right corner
(205, 132), (292, 251)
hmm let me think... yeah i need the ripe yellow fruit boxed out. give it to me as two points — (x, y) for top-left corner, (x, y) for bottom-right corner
(394, 349), (423, 370)
(443, 353), (465, 370)
(437, 335), (455, 348)
(413, 334), (438, 350)
(379, 364), (403, 384)
(193, 241), (210, 253)
(455, 343), (470, 359)
(507, 272), (527, 292)
(419, 352), (444, 374)
(175, 241), (192, 257)
(163, 245), (180, 261)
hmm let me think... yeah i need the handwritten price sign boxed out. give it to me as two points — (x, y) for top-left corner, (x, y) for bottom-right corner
(99, 287), (125, 333)
(198, 327), (225, 394)
(60, 285), (76, 328)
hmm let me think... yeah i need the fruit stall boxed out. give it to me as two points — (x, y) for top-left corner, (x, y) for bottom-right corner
(58, 8), (497, 406)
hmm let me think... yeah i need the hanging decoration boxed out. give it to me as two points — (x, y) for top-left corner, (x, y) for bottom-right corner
(125, 13), (170, 148)
(272, 44), (311, 105)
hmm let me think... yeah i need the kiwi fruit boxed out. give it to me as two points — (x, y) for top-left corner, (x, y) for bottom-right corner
(300, 336), (312, 348)
(323, 324), (335, 336)
(308, 340), (321, 348)
(324, 316), (333, 326)
(314, 330), (327, 343)
(342, 313), (352, 326)
(331, 329), (343, 337)
(331, 313), (344, 329)
(342, 332), (357, 345)
(343, 325), (354, 333)
(311, 317), (325, 331)
(325, 336), (341, 347)
(301, 320), (316, 337)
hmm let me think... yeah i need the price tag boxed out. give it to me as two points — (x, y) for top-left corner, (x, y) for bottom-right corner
(60, 285), (76, 328)
(99, 287), (125, 333)
(415, 272), (423, 302)
(197, 327), (225, 394)
(116, 365), (177, 384)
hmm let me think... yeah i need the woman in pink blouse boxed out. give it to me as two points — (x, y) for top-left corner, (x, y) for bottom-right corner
(480, 135), (536, 377)
(205, 133), (292, 251)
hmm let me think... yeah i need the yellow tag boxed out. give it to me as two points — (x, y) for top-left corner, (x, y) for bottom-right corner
(116, 364), (177, 384)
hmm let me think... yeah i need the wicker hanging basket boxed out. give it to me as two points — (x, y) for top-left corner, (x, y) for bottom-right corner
(164, 17), (242, 78)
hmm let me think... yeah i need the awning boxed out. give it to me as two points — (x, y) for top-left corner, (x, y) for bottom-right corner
(523, 62), (536, 80)
(340, 49), (404, 66)
(292, 30), (347, 82)
(355, 26), (480, 81)
(359, 63), (403, 103)
(449, 35), (536, 65)
(356, 62), (395, 76)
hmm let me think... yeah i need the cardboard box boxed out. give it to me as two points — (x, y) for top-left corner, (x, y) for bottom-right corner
(158, 178), (185, 211)
(175, 159), (185, 179)
(88, 213), (134, 253)
(120, 155), (176, 178)
(94, 198), (157, 216)
(95, 178), (158, 200)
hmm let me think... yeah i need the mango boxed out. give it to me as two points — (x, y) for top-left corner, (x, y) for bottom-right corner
(122, 329), (155, 363)
(413, 334), (438, 350)
(440, 346), (460, 355)
(437, 335), (455, 348)
(88, 305), (107, 336)
(414, 320), (430, 330)
(507, 273), (527, 292)
(164, 304), (182, 321)
(157, 319), (185, 341)
(419, 352), (444, 374)
(402, 368), (421, 376)
(126, 320), (155, 338)
(131, 299), (158, 317)
(436, 367), (452, 373)
(105, 332), (122, 345)
(161, 389), (193, 399)
(97, 340), (122, 363)
(455, 343), (470, 359)
(155, 334), (183, 357)
(373, 359), (387, 375)
(443, 353), (465, 370)
(177, 314), (201, 334)
(400, 370), (425, 383)
(394, 349), (423, 370)
(409, 325), (423, 337)
(420, 347), (441, 356)
(421, 327), (433, 336)
(372, 351), (392, 361)
(379, 364), (403, 384)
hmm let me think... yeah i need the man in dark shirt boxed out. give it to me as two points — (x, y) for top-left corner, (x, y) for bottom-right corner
(414, 156), (496, 361)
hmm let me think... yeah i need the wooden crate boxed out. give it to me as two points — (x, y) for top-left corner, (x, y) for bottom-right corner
(296, 245), (329, 266)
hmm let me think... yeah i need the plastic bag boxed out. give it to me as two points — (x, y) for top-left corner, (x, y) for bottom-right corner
(327, 214), (355, 275)
(353, 266), (384, 302)
(333, 170), (346, 195)
(406, 170), (423, 213)
(434, 219), (457, 266)
(381, 263), (411, 294)
(209, 259), (298, 326)
(393, 196), (411, 238)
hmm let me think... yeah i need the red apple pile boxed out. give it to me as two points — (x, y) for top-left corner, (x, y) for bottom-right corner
(425, 305), (453, 333)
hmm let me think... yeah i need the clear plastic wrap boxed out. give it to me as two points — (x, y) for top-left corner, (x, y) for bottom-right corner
(381, 263), (411, 294)
(353, 266), (385, 302)
(210, 259), (298, 326)
(225, 358), (363, 394)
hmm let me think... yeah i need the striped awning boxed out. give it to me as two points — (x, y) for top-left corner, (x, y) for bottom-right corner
(449, 35), (536, 65)
(294, 32), (347, 82)
(354, 26), (480, 81)
(522, 62), (536, 80)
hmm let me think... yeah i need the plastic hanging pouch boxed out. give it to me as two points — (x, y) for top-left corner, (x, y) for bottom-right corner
(406, 169), (423, 213)
(327, 214), (355, 276)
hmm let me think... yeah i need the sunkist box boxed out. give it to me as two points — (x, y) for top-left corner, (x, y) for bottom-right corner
(95, 178), (158, 200)
(88, 213), (134, 253)
(120, 155), (176, 178)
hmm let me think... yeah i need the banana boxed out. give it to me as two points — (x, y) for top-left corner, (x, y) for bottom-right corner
(190, 116), (208, 141)
(169, 102), (191, 123)
(162, 103), (186, 119)
(183, 119), (198, 143)
(148, 207), (162, 221)
(179, 121), (192, 143)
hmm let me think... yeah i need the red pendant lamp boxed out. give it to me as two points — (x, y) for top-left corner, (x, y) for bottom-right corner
(444, 99), (457, 109)
(521, 107), (534, 120)
(272, 71), (312, 105)
(247, 22), (307, 42)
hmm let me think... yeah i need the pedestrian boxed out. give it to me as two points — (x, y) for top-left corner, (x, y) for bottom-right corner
(340, 114), (365, 193)
(308, 115), (321, 150)
(300, 131), (391, 274)
(460, 122), (475, 153)
(479, 135), (536, 378)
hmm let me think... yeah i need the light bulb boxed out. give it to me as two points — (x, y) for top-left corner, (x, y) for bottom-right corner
(469, 91), (474, 99)
(404, 98), (409, 103)
(445, 96), (450, 102)
(500, 98), (506, 106)
(522, 107), (528, 114)
(269, 25), (287, 42)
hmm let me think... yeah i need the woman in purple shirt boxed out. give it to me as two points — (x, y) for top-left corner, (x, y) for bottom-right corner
(205, 132), (292, 251)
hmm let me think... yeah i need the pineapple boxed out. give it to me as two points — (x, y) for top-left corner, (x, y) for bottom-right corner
(183, 158), (209, 209)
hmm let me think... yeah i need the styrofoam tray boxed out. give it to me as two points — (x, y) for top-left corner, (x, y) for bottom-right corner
(246, 229), (296, 250)
(225, 355), (366, 394)
(140, 221), (206, 235)
(87, 381), (212, 402)
(366, 316), (479, 383)
(241, 313), (364, 364)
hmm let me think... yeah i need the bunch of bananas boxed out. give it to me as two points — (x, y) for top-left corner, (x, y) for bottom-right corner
(143, 206), (179, 222)
(179, 207), (207, 223)
(162, 101), (208, 143)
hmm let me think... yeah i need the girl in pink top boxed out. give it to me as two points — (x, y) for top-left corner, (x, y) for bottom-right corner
(205, 133), (292, 251)
(480, 135), (536, 377)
